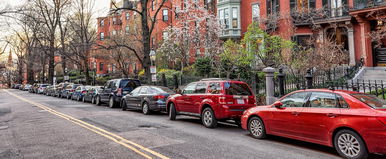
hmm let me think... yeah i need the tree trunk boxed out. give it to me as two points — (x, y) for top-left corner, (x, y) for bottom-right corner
(141, 0), (152, 83)
(48, 34), (55, 85)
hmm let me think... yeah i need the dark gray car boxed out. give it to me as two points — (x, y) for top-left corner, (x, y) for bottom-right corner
(121, 86), (175, 115)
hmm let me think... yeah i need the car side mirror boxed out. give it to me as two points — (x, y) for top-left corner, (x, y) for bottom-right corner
(273, 101), (283, 108)
(176, 89), (182, 94)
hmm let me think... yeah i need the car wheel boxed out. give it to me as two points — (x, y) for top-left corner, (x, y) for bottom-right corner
(77, 96), (81, 101)
(91, 97), (95, 104)
(109, 97), (115, 108)
(201, 107), (217, 128)
(334, 129), (368, 159)
(67, 95), (71, 99)
(248, 117), (266, 139)
(168, 103), (176, 120)
(121, 100), (127, 111)
(142, 102), (150, 115)
(96, 96), (101, 106)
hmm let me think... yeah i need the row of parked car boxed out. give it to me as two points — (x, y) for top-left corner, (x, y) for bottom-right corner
(12, 78), (386, 159)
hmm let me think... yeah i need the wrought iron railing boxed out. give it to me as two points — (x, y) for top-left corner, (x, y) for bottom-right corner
(291, 6), (350, 25)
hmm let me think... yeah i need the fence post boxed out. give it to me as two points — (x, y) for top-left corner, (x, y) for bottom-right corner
(263, 67), (276, 105)
(278, 68), (285, 97)
(255, 73), (260, 94)
(173, 74), (179, 90)
(305, 69), (313, 89)
(162, 73), (167, 87)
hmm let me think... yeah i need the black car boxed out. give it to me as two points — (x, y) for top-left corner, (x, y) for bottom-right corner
(121, 86), (174, 115)
(95, 79), (141, 108)
(71, 85), (92, 101)
(83, 86), (103, 103)
(62, 84), (82, 99)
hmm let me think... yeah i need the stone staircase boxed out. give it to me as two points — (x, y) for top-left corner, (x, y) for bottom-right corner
(352, 67), (386, 83)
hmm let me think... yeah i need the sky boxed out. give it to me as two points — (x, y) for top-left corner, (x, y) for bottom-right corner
(0, 0), (112, 58)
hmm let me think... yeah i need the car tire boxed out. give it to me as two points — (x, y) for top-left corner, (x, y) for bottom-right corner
(121, 100), (127, 111)
(91, 97), (95, 104)
(168, 103), (176, 120)
(142, 102), (150, 115)
(109, 97), (115, 108)
(82, 96), (86, 103)
(334, 129), (368, 159)
(67, 95), (71, 99)
(248, 117), (267, 139)
(201, 107), (217, 128)
(96, 96), (101, 106)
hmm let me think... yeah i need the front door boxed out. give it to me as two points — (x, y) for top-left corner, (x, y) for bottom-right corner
(190, 82), (208, 114)
(298, 92), (343, 143)
(268, 91), (310, 137)
(376, 48), (386, 66)
(126, 87), (142, 108)
(177, 83), (196, 112)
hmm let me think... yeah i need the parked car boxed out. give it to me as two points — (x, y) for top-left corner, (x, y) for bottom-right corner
(95, 78), (141, 108)
(61, 84), (82, 99)
(121, 86), (175, 115)
(29, 83), (38, 93)
(37, 84), (50, 94)
(241, 89), (386, 159)
(23, 84), (32, 91)
(44, 86), (55, 96)
(14, 84), (22, 89)
(54, 83), (72, 97)
(166, 78), (256, 128)
(83, 86), (103, 103)
(19, 84), (24, 90)
(71, 85), (92, 101)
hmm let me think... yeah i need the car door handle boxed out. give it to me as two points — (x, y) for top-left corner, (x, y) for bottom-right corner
(327, 113), (337, 118)
(291, 111), (300, 116)
(200, 97), (205, 99)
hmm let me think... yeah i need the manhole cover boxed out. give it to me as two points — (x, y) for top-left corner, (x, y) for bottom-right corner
(0, 126), (9, 130)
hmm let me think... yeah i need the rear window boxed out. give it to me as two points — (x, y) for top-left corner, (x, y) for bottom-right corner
(121, 80), (141, 88)
(351, 94), (386, 109)
(151, 87), (175, 94)
(73, 84), (81, 88)
(224, 82), (252, 96)
(41, 85), (49, 87)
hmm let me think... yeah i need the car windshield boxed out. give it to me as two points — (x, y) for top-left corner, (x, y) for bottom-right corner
(224, 82), (252, 96)
(151, 87), (175, 94)
(351, 94), (386, 109)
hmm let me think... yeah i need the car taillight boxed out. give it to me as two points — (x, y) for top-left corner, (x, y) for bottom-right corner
(377, 117), (386, 126)
(153, 95), (166, 100)
(219, 97), (234, 104)
(117, 88), (122, 96)
(81, 91), (87, 94)
(70, 89), (74, 92)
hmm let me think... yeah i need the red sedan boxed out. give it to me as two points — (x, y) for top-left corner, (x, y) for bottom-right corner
(241, 89), (386, 159)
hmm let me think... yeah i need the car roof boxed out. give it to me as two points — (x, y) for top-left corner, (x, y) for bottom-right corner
(290, 89), (362, 95)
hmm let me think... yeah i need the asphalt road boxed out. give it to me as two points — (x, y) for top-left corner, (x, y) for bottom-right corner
(0, 89), (384, 159)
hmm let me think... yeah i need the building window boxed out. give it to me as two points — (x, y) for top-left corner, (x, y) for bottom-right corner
(125, 26), (130, 34)
(232, 7), (238, 28)
(163, 31), (168, 40)
(152, 37), (155, 48)
(100, 19), (104, 27)
(125, 12), (130, 20)
(163, 9), (168, 21)
(252, 4), (260, 22)
(292, 35), (312, 47)
(196, 49), (201, 57)
(112, 30), (117, 35)
(151, 0), (154, 11)
(99, 62), (104, 72)
(100, 32), (104, 40)
(290, 0), (316, 12)
(267, 0), (280, 15)
(219, 8), (229, 29)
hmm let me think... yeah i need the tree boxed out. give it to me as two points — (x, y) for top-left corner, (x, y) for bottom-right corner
(219, 40), (249, 79)
(157, 0), (222, 73)
(194, 57), (212, 77)
(108, 0), (168, 82)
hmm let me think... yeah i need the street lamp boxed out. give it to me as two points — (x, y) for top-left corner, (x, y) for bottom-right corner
(149, 50), (156, 84)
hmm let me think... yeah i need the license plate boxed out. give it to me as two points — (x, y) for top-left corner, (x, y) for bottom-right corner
(237, 99), (245, 104)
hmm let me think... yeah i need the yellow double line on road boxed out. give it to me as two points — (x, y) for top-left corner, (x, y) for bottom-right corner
(4, 90), (170, 159)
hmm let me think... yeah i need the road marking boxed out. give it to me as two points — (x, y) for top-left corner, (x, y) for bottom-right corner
(4, 90), (170, 159)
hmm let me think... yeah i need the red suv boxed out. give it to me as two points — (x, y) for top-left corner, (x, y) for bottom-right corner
(166, 79), (256, 128)
(241, 89), (386, 159)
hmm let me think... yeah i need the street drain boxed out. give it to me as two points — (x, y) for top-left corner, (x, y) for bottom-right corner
(138, 125), (157, 130)
(0, 126), (9, 130)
